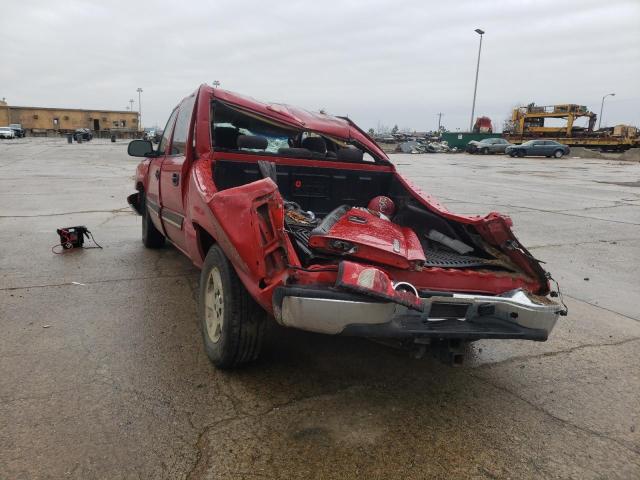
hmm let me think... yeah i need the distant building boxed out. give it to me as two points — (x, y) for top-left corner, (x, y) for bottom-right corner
(0, 99), (139, 137)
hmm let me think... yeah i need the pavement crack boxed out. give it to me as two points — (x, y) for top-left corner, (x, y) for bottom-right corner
(0, 207), (133, 218)
(185, 384), (363, 479)
(528, 237), (640, 249)
(477, 336), (640, 368)
(185, 416), (242, 480)
(564, 294), (640, 322)
(0, 271), (198, 291)
(469, 371), (640, 456)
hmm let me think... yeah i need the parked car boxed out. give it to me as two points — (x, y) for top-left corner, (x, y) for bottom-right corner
(9, 124), (25, 138)
(506, 140), (570, 158)
(467, 138), (513, 154)
(73, 128), (93, 141)
(127, 85), (566, 369)
(144, 129), (156, 141)
(0, 127), (16, 139)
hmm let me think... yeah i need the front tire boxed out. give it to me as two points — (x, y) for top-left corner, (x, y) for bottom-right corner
(554, 149), (564, 158)
(199, 245), (266, 369)
(481, 147), (489, 155)
(141, 192), (165, 248)
(517, 150), (526, 158)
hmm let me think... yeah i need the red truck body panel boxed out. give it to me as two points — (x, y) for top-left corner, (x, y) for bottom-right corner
(132, 85), (549, 316)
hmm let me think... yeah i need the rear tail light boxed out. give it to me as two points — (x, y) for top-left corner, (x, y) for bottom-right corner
(336, 261), (423, 311)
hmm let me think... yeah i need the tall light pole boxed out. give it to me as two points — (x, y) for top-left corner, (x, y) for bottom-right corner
(469, 28), (485, 132)
(437, 112), (444, 131)
(136, 88), (143, 131)
(129, 98), (135, 112)
(598, 93), (615, 130)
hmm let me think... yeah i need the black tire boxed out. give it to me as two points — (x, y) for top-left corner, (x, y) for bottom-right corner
(199, 245), (266, 369)
(481, 147), (489, 155)
(517, 150), (526, 158)
(140, 192), (165, 248)
(554, 149), (564, 158)
(509, 151), (516, 157)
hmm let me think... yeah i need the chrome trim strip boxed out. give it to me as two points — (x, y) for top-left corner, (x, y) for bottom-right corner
(146, 196), (160, 213)
(161, 208), (184, 229)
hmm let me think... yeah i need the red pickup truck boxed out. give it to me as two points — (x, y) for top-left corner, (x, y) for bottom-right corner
(127, 85), (565, 368)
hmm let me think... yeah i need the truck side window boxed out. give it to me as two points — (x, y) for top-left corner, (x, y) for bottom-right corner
(171, 94), (197, 155)
(158, 109), (179, 155)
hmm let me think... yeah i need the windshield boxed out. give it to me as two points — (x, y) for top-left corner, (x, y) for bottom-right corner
(521, 140), (536, 146)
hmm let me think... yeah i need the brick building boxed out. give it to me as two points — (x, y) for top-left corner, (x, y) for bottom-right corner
(0, 99), (139, 137)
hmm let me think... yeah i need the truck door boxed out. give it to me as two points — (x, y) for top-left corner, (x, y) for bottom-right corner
(159, 93), (197, 252)
(146, 109), (178, 235)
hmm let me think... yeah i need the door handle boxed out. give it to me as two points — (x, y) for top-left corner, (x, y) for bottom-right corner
(171, 173), (180, 186)
(154, 169), (160, 180)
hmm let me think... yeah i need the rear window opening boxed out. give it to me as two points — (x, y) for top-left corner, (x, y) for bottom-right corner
(211, 101), (376, 163)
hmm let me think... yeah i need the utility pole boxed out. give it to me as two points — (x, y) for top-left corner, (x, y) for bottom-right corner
(136, 88), (143, 131)
(437, 112), (444, 131)
(129, 98), (135, 112)
(469, 28), (485, 131)
(598, 93), (615, 130)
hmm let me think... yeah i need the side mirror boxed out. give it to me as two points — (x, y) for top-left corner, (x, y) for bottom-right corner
(128, 139), (156, 157)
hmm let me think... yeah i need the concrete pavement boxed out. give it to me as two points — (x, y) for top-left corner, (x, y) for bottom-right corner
(1, 139), (639, 479)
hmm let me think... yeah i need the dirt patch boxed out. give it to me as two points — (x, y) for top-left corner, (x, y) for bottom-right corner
(569, 147), (608, 159)
(620, 148), (640, 162)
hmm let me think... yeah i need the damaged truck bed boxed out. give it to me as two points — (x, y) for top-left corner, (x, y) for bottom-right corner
(127, 84), (566, 368)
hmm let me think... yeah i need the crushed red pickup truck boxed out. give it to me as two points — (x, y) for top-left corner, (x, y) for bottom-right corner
(127, 85), (566, 368)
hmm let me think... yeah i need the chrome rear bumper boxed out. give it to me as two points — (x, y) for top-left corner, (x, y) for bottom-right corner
(273, 287), (562, 341)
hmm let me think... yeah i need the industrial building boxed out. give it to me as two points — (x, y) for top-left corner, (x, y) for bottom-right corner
(0, 99), (139, 137)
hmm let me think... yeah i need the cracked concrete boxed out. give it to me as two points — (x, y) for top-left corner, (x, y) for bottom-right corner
(1, 139), (639, 479)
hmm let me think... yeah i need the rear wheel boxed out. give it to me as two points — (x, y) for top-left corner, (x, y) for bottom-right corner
(554, 149), (564, 158)
(199, 245), (266, 369)
(141, 192), (165, 248)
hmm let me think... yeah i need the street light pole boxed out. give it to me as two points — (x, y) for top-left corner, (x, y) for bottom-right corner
(437, 112), (444, 131)
(598, 93), (615, 130)
(129, 99), (135, 112)
(136, 88), (143, 132)
(212, 80), (220, 88)
(469, 28), (485, 132)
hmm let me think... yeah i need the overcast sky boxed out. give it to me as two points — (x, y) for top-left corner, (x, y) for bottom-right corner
(1, 0), (639, 132)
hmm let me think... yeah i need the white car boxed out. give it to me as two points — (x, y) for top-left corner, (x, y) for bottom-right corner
(0, 127), (16, 139)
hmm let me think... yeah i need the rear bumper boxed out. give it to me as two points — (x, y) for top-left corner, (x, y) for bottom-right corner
(273, 286), (561, 341)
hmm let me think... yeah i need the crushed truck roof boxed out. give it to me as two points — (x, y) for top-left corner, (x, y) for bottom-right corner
(208, 86), (389, 161)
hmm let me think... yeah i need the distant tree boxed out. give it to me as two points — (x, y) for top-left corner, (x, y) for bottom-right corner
(503, 103), (523, 134)
(391, 124), (399, 134)
(367, 128), (375, 136)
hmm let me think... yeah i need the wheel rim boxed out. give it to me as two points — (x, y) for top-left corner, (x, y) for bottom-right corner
(204, 267), (224, 343)
(555, 151), (562, 158)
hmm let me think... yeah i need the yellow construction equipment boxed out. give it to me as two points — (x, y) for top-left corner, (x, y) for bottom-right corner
(505, 103), (639, 151)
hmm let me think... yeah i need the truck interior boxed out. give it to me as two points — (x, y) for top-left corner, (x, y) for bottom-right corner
(210, 101), (544, 293)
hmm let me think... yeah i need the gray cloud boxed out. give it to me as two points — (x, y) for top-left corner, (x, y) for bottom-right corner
(1, 0), (638, 132)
